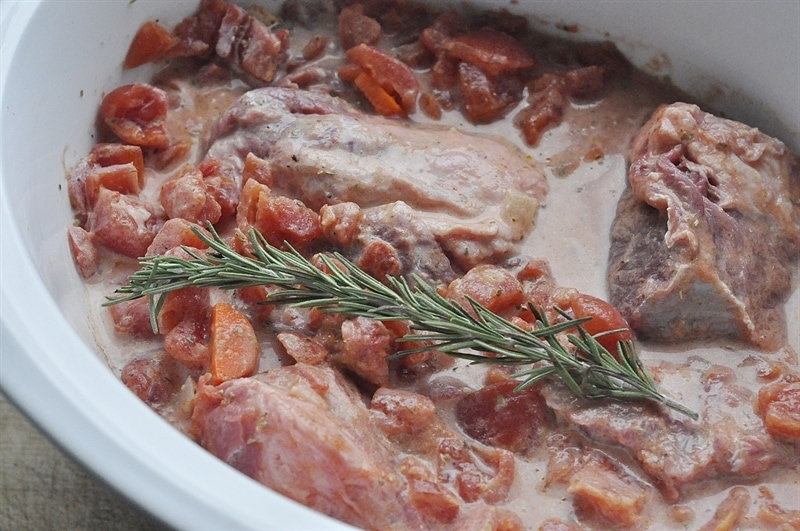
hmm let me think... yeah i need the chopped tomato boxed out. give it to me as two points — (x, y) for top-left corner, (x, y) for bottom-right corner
(445, 28), (535, 77)
(241, 152), (273, 187)
(356, 239), (402, 281)
(84, 163), (140, 207)
(757, 381), (800, 440)
(254, 194), (322, 249)
(159, 170), (222, 225)
(419, 11), (468, 54)
(90, 143), (145, 183)
(67, 225), (98, 279)
(458, 63), (522, 124)
(199, 158), (238, 217)
(90, 188), (161, 258)
(568, 292), (633, 352)
(124, 20), (175, 69)
(338, 4), (381, 50)
(164, 315), (211, 369)
(446, 265), (524, 316)
(100, 84), (170, 149)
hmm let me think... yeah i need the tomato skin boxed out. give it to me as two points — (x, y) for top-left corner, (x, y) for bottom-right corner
(568, 293), (633, 352)
(100, 84), (170, 149)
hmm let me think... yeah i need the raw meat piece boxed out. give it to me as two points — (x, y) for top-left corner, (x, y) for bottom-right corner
(541, 359), (776, 502)
(608, 103), (800, 350)
(206, 87), (548, 269)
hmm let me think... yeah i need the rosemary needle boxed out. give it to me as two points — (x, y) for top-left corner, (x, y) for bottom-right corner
(106, 225), (698, 419)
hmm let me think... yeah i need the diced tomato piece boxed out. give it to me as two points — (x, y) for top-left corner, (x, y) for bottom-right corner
(100, 84), (169, 149)
(235, 285), (276, 322)
(69, 143), (145, 223)
(168, 0), (227, 58)
(302, 34), (329, 62)
(431, 56), (460, 90)
(419, 92), (442, 120)
(145, 219), (210, 257)
(215, 3), (250, 59)
(437, 438), (514, 504)
(124, 20), (175, 69)
(254, 194), (322, 249)
(209, 302), (259, 384)
(276, 332), (328, 365)
(419, 11), (468, 55)
(108, 297), (157, 338)
(242, 152), (273, 187)
(458, 63), (522, 124)
(241, 19), (288, 83)
(564, 65), (605, 100)
(319, 202), (362, 246)
(214, 3), (287, 82)
(121, 354), (183, 406)
(455, 379), (547, 454)
(199, 158), (238, 218)
(518, 74), (567, 146)
(90, 143), (145, 183)
(516, 258), (553, 282)
(757, 381), (800, 440)
(85, 163), (140, 207)
(164, 315), (211, 369)
(568, 459), (649, 527)
(340, 316), (393, 386)
(445, 28), (535, 77)
(357, 239), (401, 281)
(696, 487), (750, 531)
(236, 178), (270, 230)
(346, 44), (419, 114)
(568, 292), (633, 352)
(339, 3), (381, 50)
(446, 265), (524, 316)
(90, 188), (161, 258)
(156, 285), (211, 334)
(160, 170), (222, 224)
(67, 225), (98, 279)
(400, 456), (461, 524)
(371, 388), (437, 437)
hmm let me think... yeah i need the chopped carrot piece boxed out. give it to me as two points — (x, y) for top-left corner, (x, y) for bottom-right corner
(209, 302), (259, 384)
(124, 21), (175, 69)
(354, 72), (403, 116)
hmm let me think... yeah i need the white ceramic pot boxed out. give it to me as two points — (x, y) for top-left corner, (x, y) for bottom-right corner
(1, 1), (798, 529)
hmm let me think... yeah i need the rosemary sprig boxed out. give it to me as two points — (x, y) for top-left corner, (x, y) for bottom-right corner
(106, 225), (697, 419)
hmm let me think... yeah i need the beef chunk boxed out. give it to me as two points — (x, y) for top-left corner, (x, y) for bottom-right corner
(608, 103), (800, 350)
(191, 364), (521, 530)
(542, 358), (776, 502)
(206, 87), (548, 270)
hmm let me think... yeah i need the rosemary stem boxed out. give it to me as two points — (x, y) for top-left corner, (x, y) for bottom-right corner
(105, 225), (698, 420)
